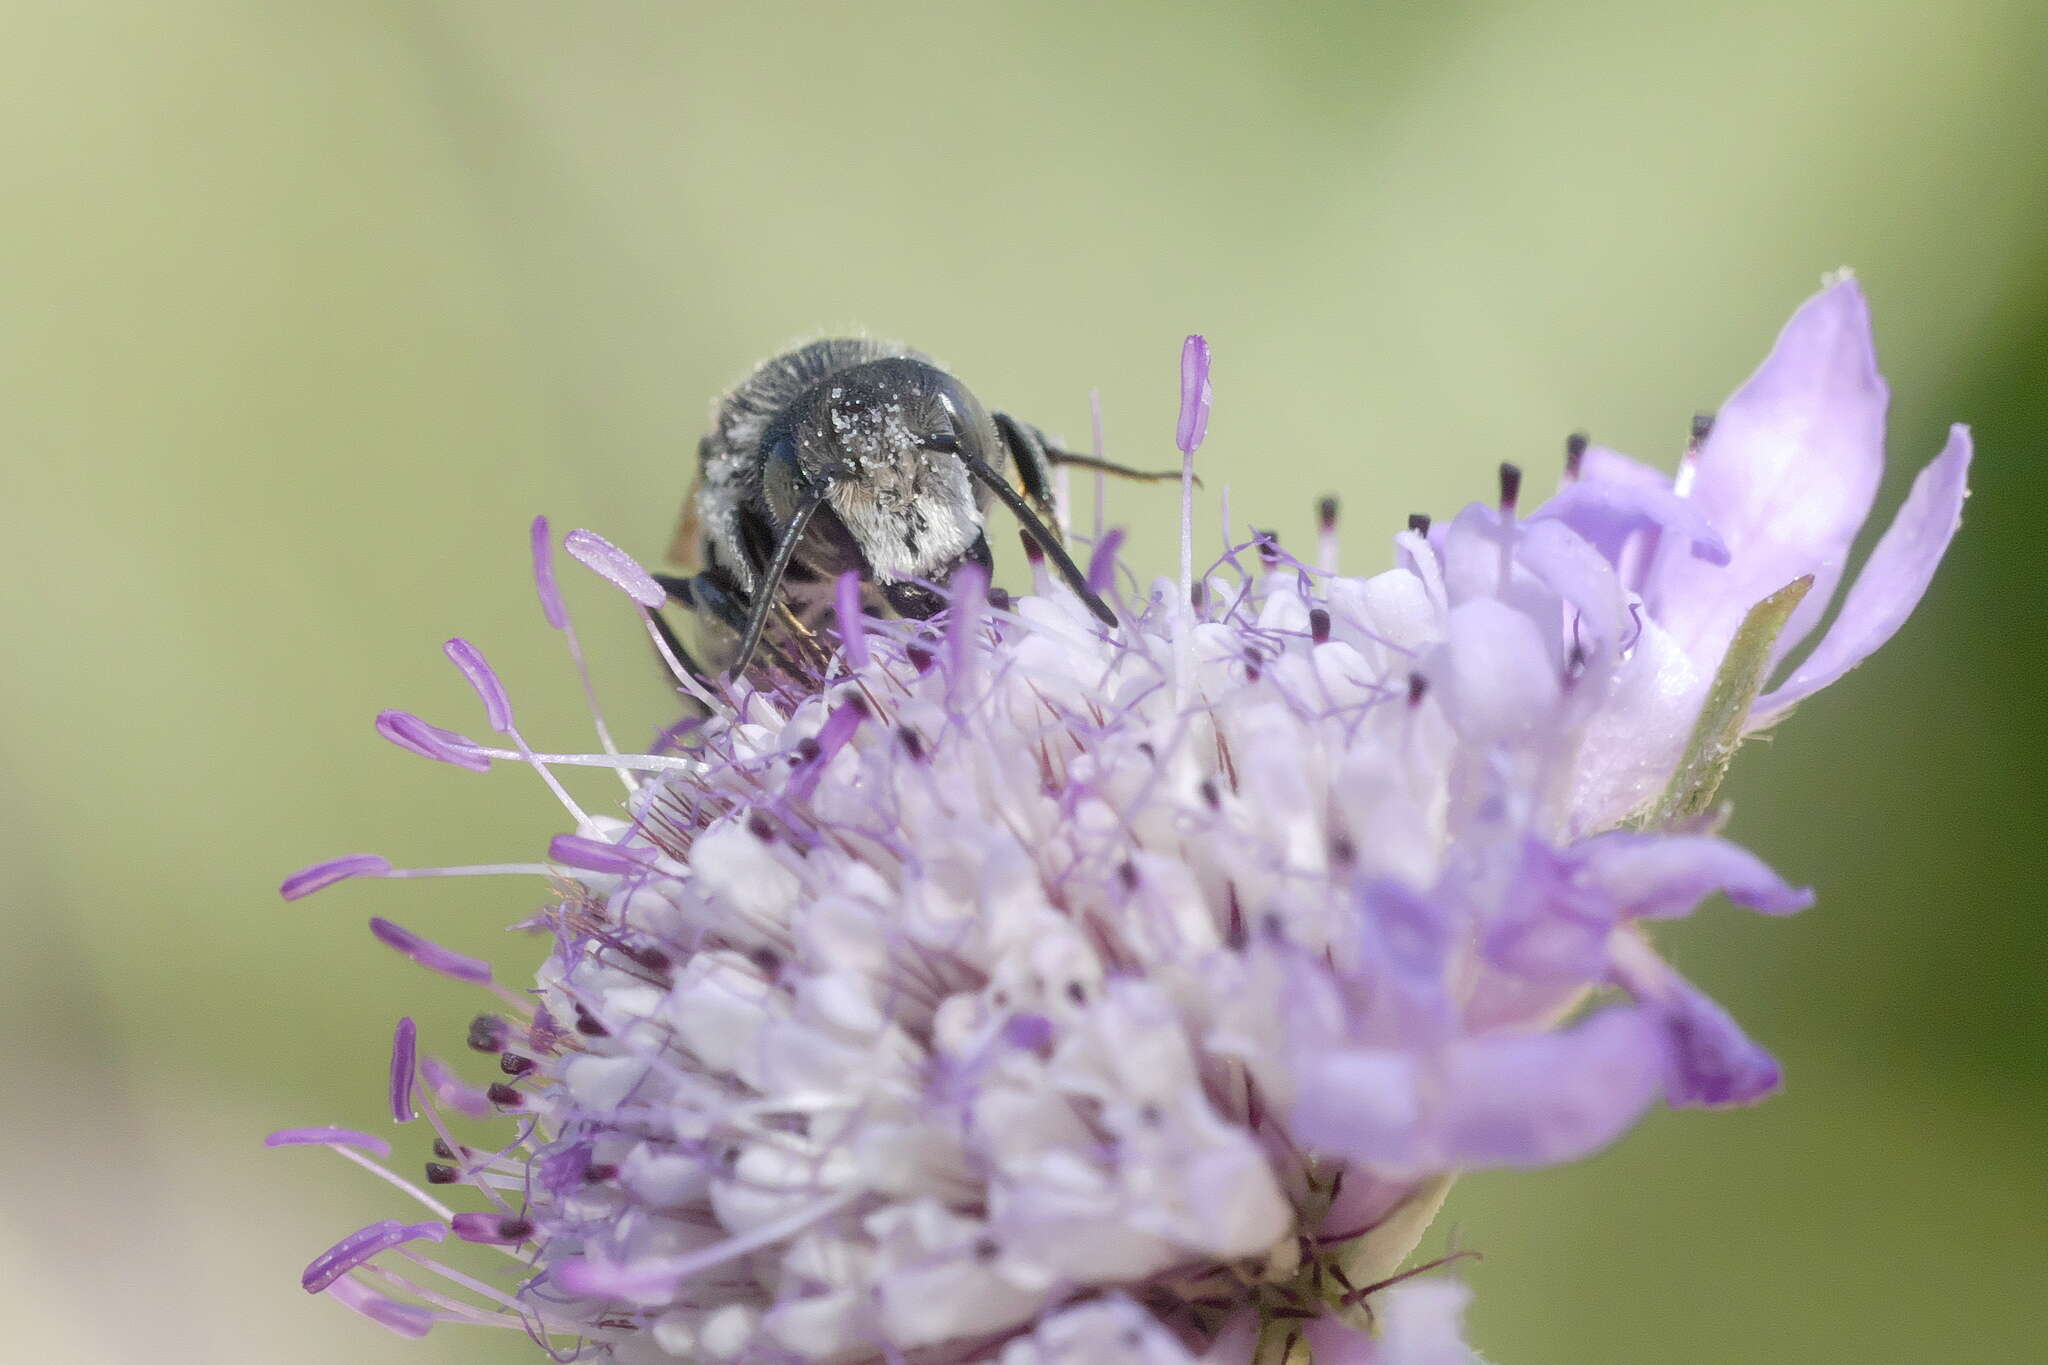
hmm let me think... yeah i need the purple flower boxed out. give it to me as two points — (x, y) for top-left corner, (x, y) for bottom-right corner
(274, 278), (1966, 1360)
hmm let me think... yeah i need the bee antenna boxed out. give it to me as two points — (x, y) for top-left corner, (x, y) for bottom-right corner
(956, 451), (1118, 628)
(728, 491), (828, 679)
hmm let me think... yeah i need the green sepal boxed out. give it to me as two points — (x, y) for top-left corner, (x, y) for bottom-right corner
(1648, 575), (1813, 825)
(1325, 1172), (1458, 1311)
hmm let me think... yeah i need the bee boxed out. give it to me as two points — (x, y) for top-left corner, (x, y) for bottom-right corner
(655, 338), (1178, 683)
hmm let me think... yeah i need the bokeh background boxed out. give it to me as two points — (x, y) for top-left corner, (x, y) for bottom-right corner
(4, 3), (2044, 1362)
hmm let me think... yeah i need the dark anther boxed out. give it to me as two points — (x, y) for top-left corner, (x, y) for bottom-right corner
(842, 693), (871, 719)
(1243, 649), (1263, 683)
(1691, 411), (1716, 443)
(746, 811), (778, 842)
(467, 1014), (509, 1053)
(1329, 833), (1356, 866)
(1198, 778), (1221, 809)
(584, 1162), (620, 1183)
(1565, 431), (1589, 478)
(1317, 495), (1340, 531)
(431, 1138), (457, 1160)
(1309, 608), (1331, 644)
(1136, 741), (1155, 761)
(1017, 528), (1045, 565)
(1189, 579), (1206, 610)
(898, 726), (926, 761)
(1117, 860), (1140, 891)
(749, 946), (784, 976)
(423, 1162), (458, 1185)
(987, 586), (1012, 611)
(1498, 462), (1523, 513)
(1065, 980), (1087, 1004)
(500, 1052), (536, 1077)
(573, 1006), (609, 1038)
(497, 1217), (534, 1242)
(630, 944), (672, 972)
(905, 644), (934, 673)
(1406, 513), (1431, 536)
(1407, 672), (1429, 706)
(794, 737), (822, 763)
(487, 1082), (526, 1108)
(1225, 886), (1247, 949)
(1254, 530), (1281, 566)
(974, 1235), (1000, 1262)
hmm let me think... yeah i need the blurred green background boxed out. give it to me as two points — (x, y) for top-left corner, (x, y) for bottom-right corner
(4, 3), (2043, 1362)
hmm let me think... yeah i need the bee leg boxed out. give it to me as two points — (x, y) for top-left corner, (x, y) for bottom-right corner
(990, 412), (1066, 529)
(648, 573), (719, 692)
(993, 411), (1192, 507)
(654, 570), (815, 682)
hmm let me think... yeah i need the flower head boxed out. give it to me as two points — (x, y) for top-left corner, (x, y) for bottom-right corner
(276, 278), (1967, 1361)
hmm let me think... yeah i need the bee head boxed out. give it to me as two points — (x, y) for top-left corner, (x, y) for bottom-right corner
(774, 358), (995, 591)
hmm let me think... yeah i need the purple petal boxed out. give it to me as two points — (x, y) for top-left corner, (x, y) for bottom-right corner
(1612, 939), (1782, 1106)
(946, 560), (988, 677)
(530, 515), (569, 629)
(370, 917), (493, 985)
(1357, 880), (1454, 987)
(450, 1211), (533, 1245)
(1002, 1013), (1055, 1052)
(548, 833), (658, 876)
(374, 710), (492, 773)
(564, 529), (667, 609)
(1531, 461), (1729, 568)
(834, 570), (869, 670)
(539, 1142), (592, 1195)
(419, 1057), (494, 1119)
(1482, 840), (1614, 985)
(263, 1127), (393, 1158)
(553, 1255), (685, 1300)
(1291, 1008), (1665, 1170)
(443, 638), (514, 734)
(279, 853), (391, 902)
(1654, 977), (1782, 1107)
(1514, 518), (1629, 650)
(786, 699), (869, 804)
(1305, 1281), (1476, 1365)
(302, 1219), (447, 1294)
(327, 1278), (436, 1338)
(811, 698), (867, 761)
(388, 1017), (417, 1122)
(1755, 424), (1972, 718)
(1568, 832), (1813, 919)
(1646, 277), (1889, 669)
(1085, 528), (1124, 596)
(1299, 1319), (1381, 1365)
(1176, 333), (1212, 454)
(1426, 598), (1561, 744)
(1429, 1008), (1667, 1166)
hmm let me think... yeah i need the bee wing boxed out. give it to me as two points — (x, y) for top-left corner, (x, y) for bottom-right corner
(667, 476), (705, 571)
(668, 433), (723, 572)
